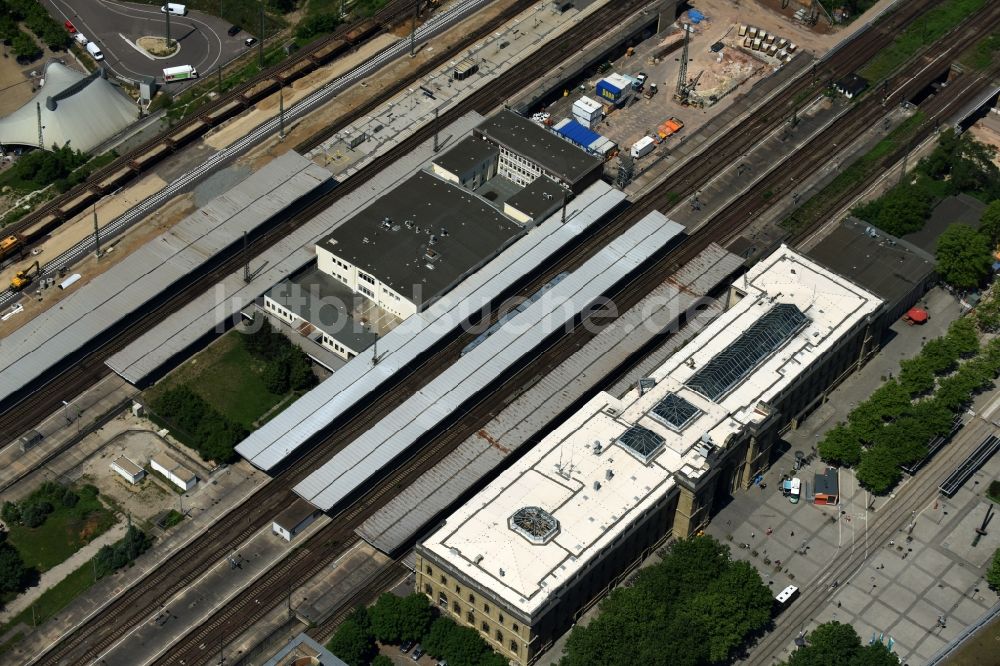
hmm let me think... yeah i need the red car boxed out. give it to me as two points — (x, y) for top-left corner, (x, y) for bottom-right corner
(64, 20), (76, 34)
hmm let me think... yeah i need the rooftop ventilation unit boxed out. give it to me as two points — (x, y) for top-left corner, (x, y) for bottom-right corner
(474, 554), (484, 564)
(593, 481), (601, 491)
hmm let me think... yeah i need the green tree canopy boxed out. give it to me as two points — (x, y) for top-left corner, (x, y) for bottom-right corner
(369, 593), (432, 644)
(559, 536), (771, 666)
(818, 424), (862, 467)
(784, 621), (899, 666)
(327, 607), (376, 666)
(936, 223), (993, 289)
(978, 200), (1000, 246)
(0, 530), (29, 595)
(988, 548), (1000, 591)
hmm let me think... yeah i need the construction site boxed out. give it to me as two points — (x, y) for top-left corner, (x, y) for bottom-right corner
(525, 0), (851, 183)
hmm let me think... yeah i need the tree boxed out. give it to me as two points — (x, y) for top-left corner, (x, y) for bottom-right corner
(1, 501), (21, 524)
(856, 445), (902, 495)
(975, 295), (1000, 333)
(988, 548), (1000, 591)
(327, 608), (376, 666)
(560, 536), (770, 666)
(786, 621), (862, 666)
(979, 200), (1000, 246)
(287, 347), (317, 391)
(370, 656), (393, 666)
(370, 593), (404, 643)
(898, 357), (935, 396)
(0, 533), (28, 595)
(853, 180), (932, 236)
(947, 317), (980, 357)
(935, 224), (993, 289)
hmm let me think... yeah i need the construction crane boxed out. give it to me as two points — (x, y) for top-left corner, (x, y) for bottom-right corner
(673, 23), (690, 103)
(10, 260), (40, 291)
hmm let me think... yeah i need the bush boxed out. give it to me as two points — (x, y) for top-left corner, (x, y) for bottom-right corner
(296, 12), (341, 40)
(21, 500), (53, 528)
(61, 488), (80, 508)
(245, 318), (317, 393)
(151, 385), (247, 463)
(93, 526), (152, 578)
(2, 501), (21, 524)
(370, 656), (393, 666)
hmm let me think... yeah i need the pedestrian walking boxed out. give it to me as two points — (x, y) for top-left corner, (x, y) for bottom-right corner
(766, 527), (773, 536)
(751, 532), (756, 539)
(790, 531), (795, 537)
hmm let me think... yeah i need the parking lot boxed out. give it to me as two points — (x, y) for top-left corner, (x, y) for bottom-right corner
(42, 0), (248, 86)
(706, 288), (1000, 665)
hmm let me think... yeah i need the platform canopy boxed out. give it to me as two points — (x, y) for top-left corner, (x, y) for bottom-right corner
(0, 61), (137, 153)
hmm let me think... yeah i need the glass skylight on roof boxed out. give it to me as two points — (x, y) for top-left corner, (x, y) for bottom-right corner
(509, 506), (560, 545)
(650, 392), (702, 431)
(616, 425), (666, 464)
(685, 303), (809, 401)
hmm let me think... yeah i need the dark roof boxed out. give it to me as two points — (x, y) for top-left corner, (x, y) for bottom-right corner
(431, 134), (497, 177)
(475, 110), (603, 186)
(903, 193), (986, 254)
(505, 176), (566, 221)
(814, 468), (839, 496)
(274, 498), (319, 530)
(319, 171), (524, 307)
(836, 73), (868, 96)
(807, 217), (934, 308)
(267, 264), (379, 352)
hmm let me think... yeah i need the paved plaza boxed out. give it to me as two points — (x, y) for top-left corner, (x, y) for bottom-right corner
(708, 290), (1000, 665)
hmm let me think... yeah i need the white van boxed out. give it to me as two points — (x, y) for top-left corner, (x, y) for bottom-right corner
(86, 41), (103, 61)
(161, 3), (187, 15)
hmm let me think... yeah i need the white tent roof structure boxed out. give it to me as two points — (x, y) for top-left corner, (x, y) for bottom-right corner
(0, 62), (137, 153)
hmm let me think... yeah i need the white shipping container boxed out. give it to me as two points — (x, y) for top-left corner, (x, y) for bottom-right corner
(573, 95), (603, 120)
(630, 136), (655, 158)
(572, 114), (596, 130)
(753, 38), (762, 50)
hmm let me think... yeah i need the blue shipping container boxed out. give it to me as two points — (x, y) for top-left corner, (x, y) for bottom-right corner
(596, 78), (623, 102)
(555, 120), (602, 149)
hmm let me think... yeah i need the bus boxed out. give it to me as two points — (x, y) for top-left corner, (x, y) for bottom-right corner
(163, 65), (198, 82)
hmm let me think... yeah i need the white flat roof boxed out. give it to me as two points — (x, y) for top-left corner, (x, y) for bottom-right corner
(419, 246), (882, 617)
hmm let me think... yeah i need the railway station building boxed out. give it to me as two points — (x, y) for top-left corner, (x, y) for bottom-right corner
(414, 246), (882, 664)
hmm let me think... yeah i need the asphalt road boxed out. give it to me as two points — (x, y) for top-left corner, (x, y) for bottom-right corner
(41, 0), (248, 86)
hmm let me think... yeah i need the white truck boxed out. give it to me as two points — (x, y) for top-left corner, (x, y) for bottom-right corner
(161, 3), (187, 15)
(86, 42), (103, 61)
(163, 65), (198, 82)
(630, 136), (655, 159)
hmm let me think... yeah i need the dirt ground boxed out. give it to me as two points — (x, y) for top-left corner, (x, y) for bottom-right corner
(0, 181), (193, 338)
(967, 111), (1000, 168)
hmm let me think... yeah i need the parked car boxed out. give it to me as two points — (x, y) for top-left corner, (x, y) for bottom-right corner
(436, 661), (448, 666)
(227, 25), (241, 37)
(411, 644), (425, 660)
(73, 33), (88, 45)
(244, 37), (257, 48)
(64, 20), (76, 33)
(399, 640), (415, 654)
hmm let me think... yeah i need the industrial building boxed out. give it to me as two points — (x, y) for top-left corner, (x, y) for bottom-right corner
(262, 264), (379, 361)
(471, 110), (603, 192)
(272, 498), (320, 542)
(294, 210), (685, 513)
(315, 170), (524, 319)
(150, 454), (197, 492)
(807, 216), (935, 330)
(415, 246), (882, 664)
(313, 111), (601, 320)
(236, 183), (626, 473)
(110, 456), (145, 485)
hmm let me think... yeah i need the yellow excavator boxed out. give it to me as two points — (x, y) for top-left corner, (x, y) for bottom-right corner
(10, 260), (40, 291)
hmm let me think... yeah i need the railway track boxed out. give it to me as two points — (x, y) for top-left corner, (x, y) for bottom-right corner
(22, 2), (653, 664)
(145, 4), (1000, 663)
(0, 1), (408, 244)
(23, 0), (989, 661)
